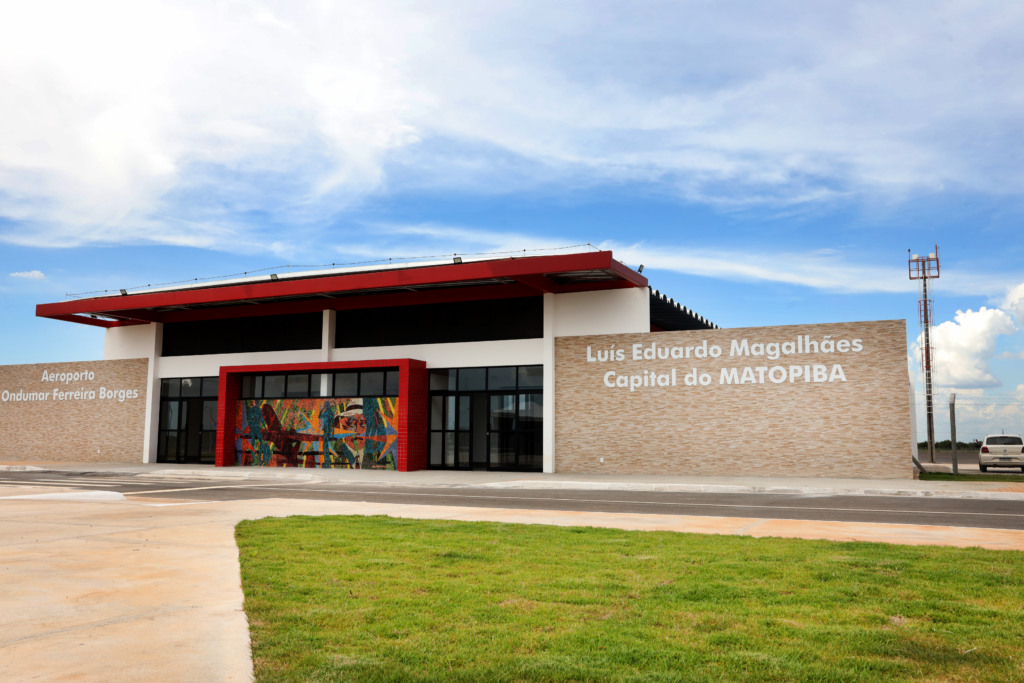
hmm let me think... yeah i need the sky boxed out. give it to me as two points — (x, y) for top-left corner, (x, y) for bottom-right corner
(2, 0), (1024, 433)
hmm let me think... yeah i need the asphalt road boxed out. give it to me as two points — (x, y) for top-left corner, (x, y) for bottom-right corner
(3, 470), (1024, 531)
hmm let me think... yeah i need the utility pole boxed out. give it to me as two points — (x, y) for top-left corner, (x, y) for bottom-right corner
(949, 393), (958, 475)
(908, 247), (940, 463)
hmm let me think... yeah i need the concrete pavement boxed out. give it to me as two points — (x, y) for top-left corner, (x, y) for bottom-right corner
(5, 459), (1024, 498)
(2, 463), (1024, 682)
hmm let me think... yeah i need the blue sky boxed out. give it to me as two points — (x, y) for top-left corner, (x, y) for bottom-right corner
(2, 0), (1024, 416)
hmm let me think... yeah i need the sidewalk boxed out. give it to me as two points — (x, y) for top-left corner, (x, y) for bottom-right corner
(2, 462), (1024, 682)
(4, 459), (1024, 499)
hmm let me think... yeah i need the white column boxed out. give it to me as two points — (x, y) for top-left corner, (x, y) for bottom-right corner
(141, 323), (163, 464)
(322, 309), (336, 363)
(542, 293), (556, 473)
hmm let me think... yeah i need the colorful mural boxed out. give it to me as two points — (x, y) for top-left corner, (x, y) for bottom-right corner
(235, 397), (399, 468)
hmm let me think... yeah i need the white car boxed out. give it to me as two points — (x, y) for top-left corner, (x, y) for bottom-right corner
(979, 434), (1024, 472)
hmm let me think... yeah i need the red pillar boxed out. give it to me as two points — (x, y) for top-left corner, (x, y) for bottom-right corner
(215, 369), (241, 466)
(398, 360), (428, 471)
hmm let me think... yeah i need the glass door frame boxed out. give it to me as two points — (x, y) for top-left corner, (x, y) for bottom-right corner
(157, 377), (219, 464)
(428, 365), (543, 472)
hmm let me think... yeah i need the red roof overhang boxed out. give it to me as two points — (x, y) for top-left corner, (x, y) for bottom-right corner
(36, 251), (647, 328)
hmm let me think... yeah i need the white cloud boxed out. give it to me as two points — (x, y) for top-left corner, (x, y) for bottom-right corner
(2, 1), (1024, 250)
(316, 224), (921, 295)
(1002, 282), (1024, 325)
(917, 307), (1017, 388)
(318, 227), (1015, 297)
(327, 222), (590, 263)
(604, 241), (916, 294)
(9, 270), (46, 280)
(602, 241), (1019, 297)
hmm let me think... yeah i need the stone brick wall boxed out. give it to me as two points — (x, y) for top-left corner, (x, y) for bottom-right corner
(0, 359), (149, 463)
(554, 320), (912, 478)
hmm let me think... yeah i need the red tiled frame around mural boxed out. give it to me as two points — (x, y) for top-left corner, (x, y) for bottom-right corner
(216, 359), (428, 471)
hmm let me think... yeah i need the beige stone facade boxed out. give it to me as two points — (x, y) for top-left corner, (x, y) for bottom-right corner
(0, 359), (148, 463)
(555, 320), (912, 478)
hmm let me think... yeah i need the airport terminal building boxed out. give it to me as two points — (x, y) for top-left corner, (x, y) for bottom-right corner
(1, 250), (914, 478)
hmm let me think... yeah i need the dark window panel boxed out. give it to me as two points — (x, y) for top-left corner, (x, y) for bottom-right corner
(336, 298), (542, 348)
(161, 378), (180, 398)
(162, 312), (322, 357)
(200, 432), (217, 461)
(458, 368), (485, 391)
(201, 377), (219, 397)
(518, 365), (543, 389)
(160, 401), (180, 431)
(333, 372), (358, 397)
(160, 432), (179, 460)
(430, 395), (444, 430)
(457, 395), (471, 430)
(430, 433), (443, 466)
(444, 434), (456, 467)
(286, 374), (309, 397)
(429, 369), (454, 391)
(519, 393), (543, 419)
(490, 394), (516, 431)
(202, 400), (218, 430)
(360, 371), (384, 396)
(263, 375), (285, 397)
(445, 396), (456, 430)
(385, 370), (399, 396)
(487, 367), (516, 390)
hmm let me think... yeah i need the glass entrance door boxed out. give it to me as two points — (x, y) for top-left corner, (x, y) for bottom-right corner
(428, 366), (543, 472)
(158, 377), (218, 464)
(488, 393), (516, 468)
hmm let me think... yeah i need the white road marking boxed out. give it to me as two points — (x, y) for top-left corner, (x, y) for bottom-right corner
(7, 479), (121, 488)
(122, 481), (311, 495)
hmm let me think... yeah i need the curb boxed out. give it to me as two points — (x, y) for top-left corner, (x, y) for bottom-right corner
(4, 465), (1023, 501)
(479, 480), (1024, 501)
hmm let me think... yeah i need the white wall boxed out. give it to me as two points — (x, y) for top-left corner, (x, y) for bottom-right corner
(158, 349), (324, 377)
(155, 339), (546, 377)
(102, 323), (162, 463)
(551, 287), (650, 337)
(104, 324), (159, 360)
(329, 339), (544, 368)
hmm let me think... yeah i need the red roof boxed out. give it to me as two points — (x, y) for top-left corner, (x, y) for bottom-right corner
(37, 251), (647, 328)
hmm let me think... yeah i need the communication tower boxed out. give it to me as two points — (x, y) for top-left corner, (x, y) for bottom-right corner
(908, 246), (940, 463)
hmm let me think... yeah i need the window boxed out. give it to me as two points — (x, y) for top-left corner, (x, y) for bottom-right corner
(336, 298), (543, 348)
(428, 365), (543, 472)
(239, 369), (401, 399)
(162, 312), (322, 356)
(987, 436), (1023, 446)
(157, 377), (220, 464)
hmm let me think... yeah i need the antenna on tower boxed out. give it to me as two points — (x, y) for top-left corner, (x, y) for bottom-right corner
(908, 246), (940, 464)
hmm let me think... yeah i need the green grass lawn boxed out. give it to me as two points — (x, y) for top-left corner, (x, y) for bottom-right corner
(920, 472), (1024, 483)
(237, 516), (1024, 682)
